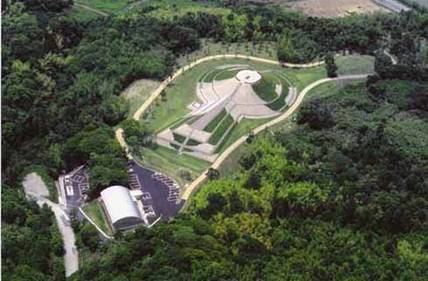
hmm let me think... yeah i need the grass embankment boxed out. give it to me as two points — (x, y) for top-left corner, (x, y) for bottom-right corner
(209, 115), (235, 145)
(253, 73), (279, 102)
(83, 200), (113, 236)
(138, 146), (210, 187)
(204, 109), (227, 132)
(217, 56), (375, 175)
(146, 58), (300, 132)
(173, 133), (187, 144)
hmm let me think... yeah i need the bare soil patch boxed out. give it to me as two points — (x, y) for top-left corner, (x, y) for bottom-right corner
(22, 172), (50, 197)
(260, 0), (389, 17)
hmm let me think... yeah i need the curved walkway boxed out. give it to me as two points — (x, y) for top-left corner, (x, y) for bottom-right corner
(131, 54), (324, 121)
(115, 54), (366, 203)
(181, 74), (369, 200)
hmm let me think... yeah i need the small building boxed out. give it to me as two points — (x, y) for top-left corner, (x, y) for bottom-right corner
(100, 185), (143, 230)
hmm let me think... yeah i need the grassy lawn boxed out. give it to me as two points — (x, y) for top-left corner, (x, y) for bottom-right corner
(138, 146), (210, 187)
(253, 73), (279, 102)
(83, 200), (113, 236)
(204, 109), (227, 132)
(336, 55), (375, 75)
(215, 117), (269, 154)
(209, 115), (235, 145)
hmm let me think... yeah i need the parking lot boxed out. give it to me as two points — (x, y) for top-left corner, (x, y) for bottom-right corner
(59, 166), (89, 211)
(129, 160), (183, 221)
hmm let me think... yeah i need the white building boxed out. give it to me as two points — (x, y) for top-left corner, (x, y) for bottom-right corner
(100, 185), (143, 230)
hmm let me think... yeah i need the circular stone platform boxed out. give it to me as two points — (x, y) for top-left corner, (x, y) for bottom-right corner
(236, 70), (261, 84)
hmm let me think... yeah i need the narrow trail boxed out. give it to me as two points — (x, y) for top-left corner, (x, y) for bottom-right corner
(180, 74), (369, 200)
(74, 2), (109, 17)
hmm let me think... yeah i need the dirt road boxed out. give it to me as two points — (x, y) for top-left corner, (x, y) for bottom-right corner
(23, 175), (79, 277)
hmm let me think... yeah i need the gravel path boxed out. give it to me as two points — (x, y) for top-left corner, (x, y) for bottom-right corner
(23, 174), (79, 277)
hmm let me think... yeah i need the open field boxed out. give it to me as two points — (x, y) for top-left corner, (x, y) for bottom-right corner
(279, 0), (389, 17)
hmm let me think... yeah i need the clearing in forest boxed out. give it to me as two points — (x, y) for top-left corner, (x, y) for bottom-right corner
(133, 55), (374, 187)
(155, 63), (296, 162)
(279, 0), (389, 17)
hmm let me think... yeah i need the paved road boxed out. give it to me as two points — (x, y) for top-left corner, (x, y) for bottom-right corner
(181, 74), (369, 200)
(25, 191), (79, 277)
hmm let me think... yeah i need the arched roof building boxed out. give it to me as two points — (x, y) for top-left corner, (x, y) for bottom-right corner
(100, 185), (143, 230)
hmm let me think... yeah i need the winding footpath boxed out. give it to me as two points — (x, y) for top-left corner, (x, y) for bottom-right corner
(115, 54), (369, 202)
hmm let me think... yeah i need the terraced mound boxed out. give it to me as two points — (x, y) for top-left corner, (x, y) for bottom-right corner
(156, 64), (297, 162)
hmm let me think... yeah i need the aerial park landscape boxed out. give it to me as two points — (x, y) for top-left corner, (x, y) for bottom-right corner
(3, 0), (428, 280)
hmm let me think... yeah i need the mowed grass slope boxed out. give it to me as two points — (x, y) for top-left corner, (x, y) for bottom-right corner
(145, 58), (326, 132)
(138, 146), (209, 187)
(83, 201), (113, 236)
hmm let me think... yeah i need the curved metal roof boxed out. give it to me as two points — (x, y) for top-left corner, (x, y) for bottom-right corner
(100, 185), (141, 225)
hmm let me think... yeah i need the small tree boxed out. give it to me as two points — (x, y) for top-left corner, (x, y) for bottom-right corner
(325, 53), (338, 78)
(374, 51), (393, 79)
(206, 168), (220, 180)
(246, 132), (255, 144)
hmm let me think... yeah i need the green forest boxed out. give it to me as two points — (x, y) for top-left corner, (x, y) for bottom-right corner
(2, 0), (428, 280)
